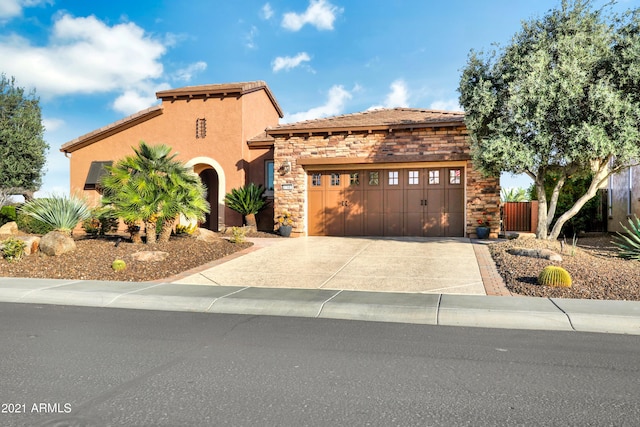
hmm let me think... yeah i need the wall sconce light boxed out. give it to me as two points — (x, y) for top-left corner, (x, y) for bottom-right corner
(281, 160), (292, 175)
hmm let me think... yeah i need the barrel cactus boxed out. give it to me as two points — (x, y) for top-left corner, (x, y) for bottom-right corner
(111, 259), (127, 272)
(538, 266), (572, 288)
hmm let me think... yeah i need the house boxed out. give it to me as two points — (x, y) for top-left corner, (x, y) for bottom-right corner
(61, 81), (500, 238)
(60, 81), (283, 231)
(607, 164), (640, 233)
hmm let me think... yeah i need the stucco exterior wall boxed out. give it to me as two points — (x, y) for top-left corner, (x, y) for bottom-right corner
(65, 88), (281, 231)
(272, 125), (500, 237)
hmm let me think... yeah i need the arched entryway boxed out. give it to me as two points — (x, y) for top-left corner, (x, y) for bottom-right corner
(199, 168), (219, 231)
(185, 157), (226, 232)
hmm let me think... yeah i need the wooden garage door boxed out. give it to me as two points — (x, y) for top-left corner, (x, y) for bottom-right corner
(308, 167), (464, 237)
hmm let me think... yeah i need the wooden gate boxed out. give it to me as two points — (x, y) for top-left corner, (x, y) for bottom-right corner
(502, 201), (538, 233)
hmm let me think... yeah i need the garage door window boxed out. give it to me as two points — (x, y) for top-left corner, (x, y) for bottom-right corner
(350, 172), (360, 186)
(428, 170), (439, 185)
(388, 171), (399, 185)
(449, 169), (461, 184)
(312, 173), (322, 186)
(408, 170), (419, 185)
(369, 172), (379, 186)
(331, 173), (340, 186)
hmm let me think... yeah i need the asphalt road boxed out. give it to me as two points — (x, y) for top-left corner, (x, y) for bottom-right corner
(1, 302), (639, 426)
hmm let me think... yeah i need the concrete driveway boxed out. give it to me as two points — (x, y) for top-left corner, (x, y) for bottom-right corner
(172, 237), (486, 295)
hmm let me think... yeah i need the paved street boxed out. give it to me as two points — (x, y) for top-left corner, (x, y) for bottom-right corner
(1, 303), (639, 426)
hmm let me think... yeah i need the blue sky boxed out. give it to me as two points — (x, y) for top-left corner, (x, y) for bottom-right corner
(1, 0), (637, 196)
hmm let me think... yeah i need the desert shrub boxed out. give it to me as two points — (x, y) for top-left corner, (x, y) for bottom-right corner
(538, 266), (572, 288)
(613, 215), (640, 260)
(16, 212), (54, 234)
(82, 207), (119, 236)
(20, 195), (91, 234)
(111, 259), (126, 272)
(175, 223), (197, 235)
(1, 237), (26, 262)
(230, 226), (246, 243)
(0, 205), (17, 226)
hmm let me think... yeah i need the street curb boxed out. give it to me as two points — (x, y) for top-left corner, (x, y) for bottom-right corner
(1, 277), (639, 335)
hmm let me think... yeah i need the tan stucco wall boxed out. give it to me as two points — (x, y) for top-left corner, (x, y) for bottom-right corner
(608, 165), (640, 233)
(67, 90), (280, 230)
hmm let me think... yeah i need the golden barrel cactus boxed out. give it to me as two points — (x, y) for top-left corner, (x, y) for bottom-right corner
(538, 266), (572, 288)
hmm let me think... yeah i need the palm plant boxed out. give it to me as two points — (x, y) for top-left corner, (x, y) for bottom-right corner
(501, 187), (528, 202)
(19, 194), (90, 234)
(100, 141), (209, 244)
(224, 183), (267, 230)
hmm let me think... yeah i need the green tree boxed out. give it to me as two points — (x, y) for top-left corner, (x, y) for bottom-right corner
(224, 183), (267, 230)
(458, 0), (640, 240)
(0, 74), (48, 201)
(100, 142), (209, 244)
(500, 187), (528, 202)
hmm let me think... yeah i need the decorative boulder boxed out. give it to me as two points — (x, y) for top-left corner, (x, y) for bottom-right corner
(39, 231), (76, 256)
(195, 228), (218, 243)
(15, 235), (40, 255)
(507, 247), (563, 262)
(131, 251), (169, 262)
(0, 221), (18, 235)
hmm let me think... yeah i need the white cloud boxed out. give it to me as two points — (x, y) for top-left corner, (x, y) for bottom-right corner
(261, 3), (274, 20)
(245, 25), (258, 49)
(0, 14), (166, 98)
(272, 52), (311, 72)
(283, 84), (351, 123)
(111, 82), (170, 116)
(430, 98), (462, 111)
(0, 0), (51, 22)
(42, 117), (65, 132)
(282, 0), (342, 31)
(174, 61), (207, 82)
(368, 79), (410, 110)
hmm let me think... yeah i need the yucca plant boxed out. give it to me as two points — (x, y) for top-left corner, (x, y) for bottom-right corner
(613, 215), (640, 260)
(20, 194), (91, 234)
(224, 183), (267, 229)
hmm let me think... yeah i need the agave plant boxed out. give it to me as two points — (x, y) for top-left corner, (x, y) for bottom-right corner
(613, 215), (640, 260)
(20, 194), (91, 234)
(224, 183), (267, 229)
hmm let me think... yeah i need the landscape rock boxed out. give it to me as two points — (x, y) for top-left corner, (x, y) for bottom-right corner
(196, 228), (219, 243)
(507, 247), (563, 262)
(39, 231), (76, 256)
(15, 235), (40, 255)
(0, 221), (18, 235)
(131, 251), (169, 262)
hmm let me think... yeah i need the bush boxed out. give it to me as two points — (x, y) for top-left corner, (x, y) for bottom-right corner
(82, 207), (119, 236)
(538, 266), (572, 288)
(230, 226), (247, 243)
(1, 237), (26, 262)
(0, 205), (17, 226)
(20, 195), (91, 234)
(111, 259), (126, 272)
(16, 212), (54, 235)
(613, 215), (640, 260)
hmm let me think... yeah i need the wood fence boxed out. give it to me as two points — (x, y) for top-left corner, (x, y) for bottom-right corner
(501, 201), (538, 233)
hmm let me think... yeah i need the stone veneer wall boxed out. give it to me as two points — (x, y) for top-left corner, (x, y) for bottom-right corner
(272, 125), (500, 237)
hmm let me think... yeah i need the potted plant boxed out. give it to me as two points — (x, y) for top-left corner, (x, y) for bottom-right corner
(277, 210), (294, 237)
(476, 212), (491, 239)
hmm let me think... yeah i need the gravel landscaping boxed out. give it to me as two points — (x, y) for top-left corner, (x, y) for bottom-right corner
(489, 234), (640, 301)
(0, 232), (280, 282)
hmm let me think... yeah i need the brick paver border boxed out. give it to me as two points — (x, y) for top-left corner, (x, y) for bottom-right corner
(471, 240), (512, 297)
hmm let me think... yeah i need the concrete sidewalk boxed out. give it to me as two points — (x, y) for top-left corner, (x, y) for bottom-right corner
(0, 277), (639, 335)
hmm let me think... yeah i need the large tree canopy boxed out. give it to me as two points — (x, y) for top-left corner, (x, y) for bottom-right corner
(458, 0), (640, 240)
(0, 74), (48, 202)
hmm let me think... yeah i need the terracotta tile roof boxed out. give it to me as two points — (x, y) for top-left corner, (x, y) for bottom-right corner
(60, 105), (163, 153)
(267, 108), (465, 134)
(156, 80), (283, 117)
